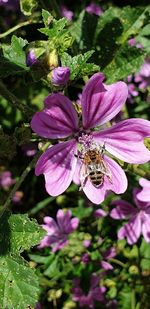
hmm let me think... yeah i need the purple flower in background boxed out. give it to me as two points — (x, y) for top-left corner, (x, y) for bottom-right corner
(60, 5), (73, 21)
(137, 178), (150, 203)
(110, 189), (150, 244)
(128, 38), (142, 49)
(51, 66), (70, 86)
(72, 274), (106, 308)
(101, 247), (116, 270)
(0, 171), (15, 189)
(26, 50), (37, 67)
(134, 58), (150, 89)
(94, 209), (107, 218)
(0, 0), (19, 10)
(126, 75), (139, 103)
(81, 252), (91, 264)
(21, 143), (37, 157)
(31, 73), (150, 204)
(86, 2), (103, 16)
(39, 210), (79, 252)
(12, 191), (24, 204)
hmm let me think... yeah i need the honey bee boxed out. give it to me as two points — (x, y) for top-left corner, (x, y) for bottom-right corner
(79, 143), (112, 189)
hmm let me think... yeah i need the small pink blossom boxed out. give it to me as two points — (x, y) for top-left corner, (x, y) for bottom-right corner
(101, 247), (116, 271)
(31, 73), (150, 204)
(134, 58), (150, 89)
(39, 210), (79, 252)
(86, 2), (103, 16)
(110, 189), (150, 244)
(137, 178), (150, 203)
(60, 5), (73, 21)
(0, 171), (15, 189)
(72, 274), (106, 308)
(128, 38), (142, 49)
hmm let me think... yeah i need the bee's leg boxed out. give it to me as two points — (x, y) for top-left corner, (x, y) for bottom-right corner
(101, 142), (106, 154)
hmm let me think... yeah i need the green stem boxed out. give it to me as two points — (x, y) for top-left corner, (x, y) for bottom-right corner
(110, 258), (126, 268)
(0, 20), (32, 39)
(0, 81), (34, 119)
(1, 142), (50, 217)
(131, 289), (136, 309)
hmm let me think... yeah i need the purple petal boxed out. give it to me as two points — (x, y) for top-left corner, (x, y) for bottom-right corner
(72, 159), (81, 185)
(31, 93), (78, 139)
(101, 260), (113, 270)
(94, 209), (107, 218)
(139, 178), (150, 188)
(93, 118), (150, 164)
(137, 189), (150, 203)
(110, 200), (137, 219)
(81, 73), (128, 129)
(118, 215), (141, 245)
(57, 210), (79, 233)
(142, 216), (150, 243)
(133, 188), (150, 208)
(69, 217), (79, 231)
(35, 140), (77, 196)
(42, 216), (59, 234)
(83, 155), (127, 204)
(137, 178), (150, 203)
(57, 209), (72, 232)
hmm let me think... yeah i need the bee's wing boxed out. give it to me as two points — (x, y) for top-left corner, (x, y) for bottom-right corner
(79, 163), (88, 190)
(98, 160), (112, 181)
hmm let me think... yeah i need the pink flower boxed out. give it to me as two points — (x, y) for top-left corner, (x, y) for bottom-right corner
(0, 171), (15, 189)
(72, 274), (106, 308)
(60, 5), (73, 21)
(101, 247), (116, 271)
(39, 210), (79, 252)
(137, 178), (150, 203)
(128, 38), (142, 49)
(134, 58), (150, 89)
(31, 73), (150, 204)
(110, 189), (150, 244)
(86, 2), (103, 16)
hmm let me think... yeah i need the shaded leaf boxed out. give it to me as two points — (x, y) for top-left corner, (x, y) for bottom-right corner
(20, 0), (37, 16)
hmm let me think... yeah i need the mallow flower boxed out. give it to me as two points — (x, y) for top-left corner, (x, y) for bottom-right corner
(31, 73), (150, 204)
(137, 178), (150, 203)
(38, 209), (79, 252)
(110, 189), (150, 244)
(72, 274), (106, 308)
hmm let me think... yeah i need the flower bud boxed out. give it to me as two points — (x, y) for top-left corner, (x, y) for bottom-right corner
(51, 66), (70, 86)
(47, 49), (58, 69)
(26, 50), (37, 67)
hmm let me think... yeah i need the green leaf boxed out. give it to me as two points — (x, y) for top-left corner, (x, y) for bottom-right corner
(42, 9), (53, 27)
(61, 51), (99, 80)
(39, 18), (68, 38)
(94, 6), (149, 80)
(0, 213), (45, 308)
(140, 239), (150, 270)
(103, 44), (145, 83)
(20, 0), (37, 16)
(0, 212), (45, 255)
(38, 17), (73, 53)
(2, 35), (29, 70)
(0, 255), (39, 309)
(70, 10), (98, 50)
